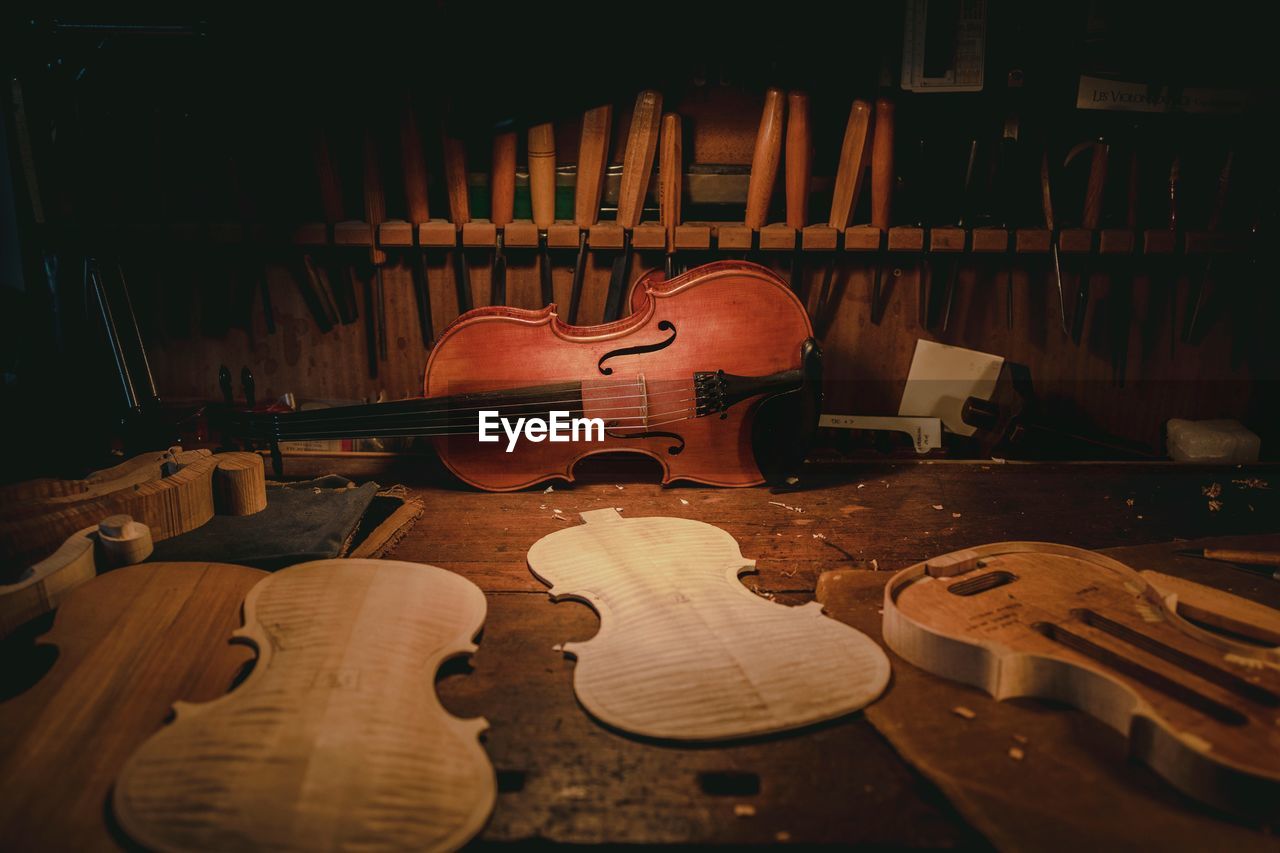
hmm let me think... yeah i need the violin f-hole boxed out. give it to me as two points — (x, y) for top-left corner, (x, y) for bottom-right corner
(598, 321), (677, 375)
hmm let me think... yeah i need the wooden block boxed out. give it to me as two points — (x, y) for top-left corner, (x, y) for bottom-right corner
(674, 224), (712, 250)
(503, 221), (539, 248)
(379, 220), (414, 247)
(888, 227), (924, 252)
(1015, 228), (1052, 253)
(1058, 228), (1094, 254)
(1143, 229), (1178, 255)
(843, 226), (882, 251)
(419, 220), (458, 248)
(802, 225), (838, 252)
(527, 509), (890, 741)
(1184, 231), (1242, 254)
(929, 227), (965, 252)
(462, 220), (497, 248)
(759, 223), (797, 251)
(292, 223), (328, 246)
(717, 224), (753, 251)
(588, 223), (625, 250)
(547, 223), (581, 249)
(1099, 229), (1135, 255)
(632, 223), (668, 250)
(971, 228), (1010, 253)
(333, 220), (373, 247)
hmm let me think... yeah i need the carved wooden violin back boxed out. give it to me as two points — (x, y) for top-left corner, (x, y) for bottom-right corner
(114, 559), (495, 852)
(528, 509), (890, 741)
(883, 542), (1280, 815)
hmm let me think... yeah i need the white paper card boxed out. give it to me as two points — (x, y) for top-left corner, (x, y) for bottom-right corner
(898, 340), (1004, 437)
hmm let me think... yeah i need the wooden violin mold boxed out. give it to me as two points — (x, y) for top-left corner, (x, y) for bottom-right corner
(113, 559), (495, 853)
(883, 542), (1280, 815)
(528, 509), (890, 741)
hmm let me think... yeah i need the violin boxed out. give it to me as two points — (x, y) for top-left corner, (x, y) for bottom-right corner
(232, 261), (821, 490)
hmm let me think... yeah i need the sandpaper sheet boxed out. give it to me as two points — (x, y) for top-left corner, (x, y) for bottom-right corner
(817, 534), (1280, 852)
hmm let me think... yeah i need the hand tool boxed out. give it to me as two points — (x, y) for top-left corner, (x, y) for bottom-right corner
(399, 96), (435, 347)
(869, 97), (895, 324)
(818, 414), (942, 454)
(1040, 149), (1068, 335)
(1108, 144), (1139, 386)
(743, 87), (786, 261)
(528, 121), (557, 307)
(490, 127), (516, 306)
(360, 129), (388, 377)
(931, 138), (979, 333)
(311, 129), (357, 324)
(602, 90), (662, 323)
(567, 105), (612, 324)
(1064, 138), (1109, 343)
(1141, 155), (1180, 364)
(785, 91), (812, 295)
(812, 99), (871, 332)
(659, 112), (682, 280)
(441, 128), (474, 315)
(1176, 547), (1280, 581)
(1182, 150), (1233, 344)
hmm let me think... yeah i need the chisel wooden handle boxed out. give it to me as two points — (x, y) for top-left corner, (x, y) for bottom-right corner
(361, 130), (386, 265)
(785, 91), (811, 231)
(870, 97), (895, 231)
(528, 122), (556, 229)
(1207, 150), (1233, 233)
(442, 132), (471, 228)
(1082, 141), (1108, 230)
(659, 113), (682, 252)
(617, 91), (662, 230)
(312, 130), (346, 224)
(828, 99), (872, 229)
(491, 130), (516, 228)
(1040, 149), (1056, 231)
(575, 105), (613, 227)
(1203, 548), (1280, 567)
(400, 99), (430, 224)
(745, 87), (785, 231)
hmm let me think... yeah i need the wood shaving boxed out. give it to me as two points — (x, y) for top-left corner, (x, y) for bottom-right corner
(1232, 478), (1269, 489)
(734, 804), (757, 818)
(951, 706), (976, 720)
(775, 831), (792, 842)
(615, 484), (625, 490)
(557, 785), (588, 800)
(1012, 734), (1028, 744)
(1125, 498), (1135, 507)
(952, 512), (961, 519)
(1208, 499), (1223, 512)
(768, 501), (805, 513)
(812, 533), (826, 540)
(857, 483), (866, 489)
(1008, 747), (1025, 761)
(1202, 482), (1222, 498)
(785, 476), (799, 485)
(680, 498), (689, 505)
(544, 485), (555, 494)
(932, 504), (944, 510)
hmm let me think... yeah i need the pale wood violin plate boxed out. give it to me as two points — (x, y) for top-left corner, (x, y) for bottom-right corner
(882, 541), (1280, 815)
(113, 559), (495, 852)
(527, 508), (890, 741)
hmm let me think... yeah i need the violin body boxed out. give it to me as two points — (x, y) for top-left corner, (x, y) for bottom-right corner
(425, 261), (817, 491)
(883, 542), (1280, 815)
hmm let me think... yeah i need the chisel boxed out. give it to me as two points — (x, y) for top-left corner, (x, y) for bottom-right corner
(1110, 145), (1139, 386)
(869, 97), (895, 324)
(785, 91), (812, 295)
(1065, 138), (1109, 343)
(1183, 150), (1233, 344)
(441, 130), (474, 315)
(528, 121), (557, 307)
(812, 99), (871, 330)
(311, 129), (356, 324)
(490, 127), (516, 306)
(360, 128), (388, 375)
(1142, 155), (1180, 364)
(568, 104), (612, 324)
(659, 112), (683, 280)
(603, 90), (662, 323)
(399, 96), (434, 347)
(934, 138), (979, 333)
(1040, 149), (1068, 335)
(744, 87), (786, 261)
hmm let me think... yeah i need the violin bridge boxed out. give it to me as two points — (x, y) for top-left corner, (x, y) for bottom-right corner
(636, 373), (649, 429)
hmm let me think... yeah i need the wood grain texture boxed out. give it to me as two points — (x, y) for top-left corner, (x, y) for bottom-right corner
(882, 541), (1280, 815)
(527, 122), (556, 230)
(784, 91), (811, 231)
(362, 129), (387, 265)
(828, 99), (872, 229)
(744, 88), (785, 231)
(491, 130), (517, 228)
(659, 113), (682, 252)
(527, 508), (889, 740)
(114, 559), (495, 852)
(441, 133), (470, 226)
(399, 98), (430, 224)
(574, 105), (613, 227)
(870, 98), (894, 231)
(616, 91), (662, 230)
(0, 562), (266, 851)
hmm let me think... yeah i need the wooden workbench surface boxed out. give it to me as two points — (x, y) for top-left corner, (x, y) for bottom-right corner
(378, 459), (1278, 846)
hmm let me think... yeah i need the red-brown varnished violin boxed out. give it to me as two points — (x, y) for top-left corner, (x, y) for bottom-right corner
(233, 262), (820, 491)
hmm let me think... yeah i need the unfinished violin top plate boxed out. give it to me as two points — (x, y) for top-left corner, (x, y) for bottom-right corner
(527, 508), (890, 741)
(113, 559), (495, 852)
(882, 541), (1280, 816)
